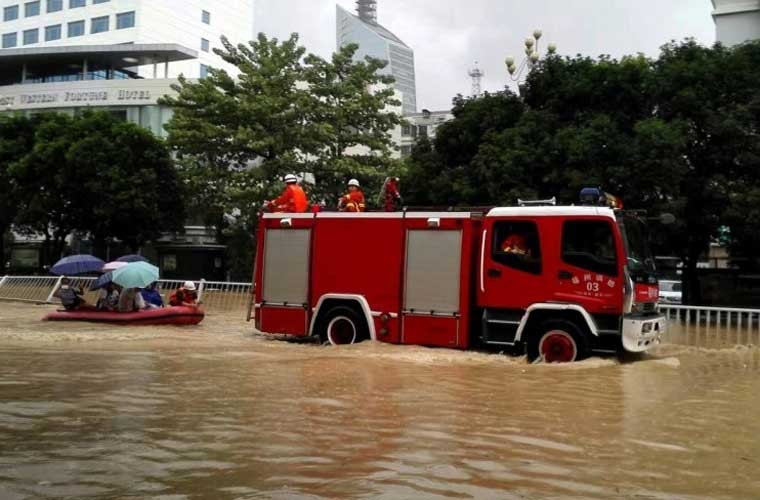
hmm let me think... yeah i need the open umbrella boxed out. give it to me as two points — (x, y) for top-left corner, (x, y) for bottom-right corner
(111, 261), (159, 289)
(51, 255), (105, 276)
(116, 254), (149, 263)
(102, 261), (128, 272)
(90, 271), (114, 291)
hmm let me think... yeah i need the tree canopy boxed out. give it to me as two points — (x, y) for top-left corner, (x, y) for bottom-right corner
(160, 33), (404, 279)
(404, 40), (760, 303)
(6, 111), (184, 266)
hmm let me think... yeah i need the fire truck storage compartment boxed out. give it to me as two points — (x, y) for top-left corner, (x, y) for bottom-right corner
(402, 228), (464, 348)
(260, 228), (310, 335)
(310, 215), (405, 343)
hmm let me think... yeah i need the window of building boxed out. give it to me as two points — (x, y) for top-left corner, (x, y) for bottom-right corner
(418, 125), (428, 137)
(400, 145), (412, 157)
(45, 24), (61, 41)
(116, 11), (135, 29)
(200, 64), (210, 78)
(67, 19), (84, 37)
(561, 220), (618, 276)
(92, 0), (109, 3)
(2, 32), (17, 48)
(23, 28), (38, 45)
(201, 9), (210, 24)
(492, 221), (542, 275)
(201, 38), (209, 52)
(24, 1), (40, 17)
(69, 0), (85, 8)
(401, 123), (411, 136)
(90, 15), (108, 33)
(46, 0), (62, 13)
(3, 5), (19, 21)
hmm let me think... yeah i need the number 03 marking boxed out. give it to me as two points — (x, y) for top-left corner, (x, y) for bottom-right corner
(586, 282), (600, 292)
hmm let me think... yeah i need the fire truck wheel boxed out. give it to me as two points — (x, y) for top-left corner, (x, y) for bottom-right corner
(320, 306), (368, 346)
(527, 321), (588, 363)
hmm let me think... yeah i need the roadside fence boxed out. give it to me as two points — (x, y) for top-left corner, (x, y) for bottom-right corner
(660, 304), (760, 347)
(0, 275), (253, 314)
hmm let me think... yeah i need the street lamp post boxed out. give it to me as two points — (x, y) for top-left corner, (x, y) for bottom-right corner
(506, 29), (557, 83)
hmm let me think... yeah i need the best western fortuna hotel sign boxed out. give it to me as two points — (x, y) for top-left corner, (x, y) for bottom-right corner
(0, 81), (176, 110)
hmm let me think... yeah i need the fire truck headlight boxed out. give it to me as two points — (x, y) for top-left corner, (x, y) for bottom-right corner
(642, 323), (653, 334)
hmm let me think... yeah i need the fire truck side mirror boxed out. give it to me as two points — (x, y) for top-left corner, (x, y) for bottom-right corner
(659, 213), (676, 225)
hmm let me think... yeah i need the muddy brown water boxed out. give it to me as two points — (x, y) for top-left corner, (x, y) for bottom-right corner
(0, 303), (759, 499)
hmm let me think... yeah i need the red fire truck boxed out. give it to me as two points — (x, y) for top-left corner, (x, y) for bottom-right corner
(251, 194), (665, 362)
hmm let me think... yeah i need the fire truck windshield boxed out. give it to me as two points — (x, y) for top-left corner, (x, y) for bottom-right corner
(617, 215), (656, 274)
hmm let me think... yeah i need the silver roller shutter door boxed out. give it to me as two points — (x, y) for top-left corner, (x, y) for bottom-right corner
(404, 230), (462, 314)
(262, 229), (310, 304)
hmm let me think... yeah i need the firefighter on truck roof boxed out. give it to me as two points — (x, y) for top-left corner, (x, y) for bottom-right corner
(338, 179), (366, 212)
(267, 174), (308, 213)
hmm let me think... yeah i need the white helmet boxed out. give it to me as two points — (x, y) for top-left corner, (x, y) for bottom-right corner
(347, 179), (360, 188)
(284, 174), (298, 184)
(183, 281), (197, 291)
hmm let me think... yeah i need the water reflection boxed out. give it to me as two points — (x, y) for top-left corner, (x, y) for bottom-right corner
(0, 304), (759, 499)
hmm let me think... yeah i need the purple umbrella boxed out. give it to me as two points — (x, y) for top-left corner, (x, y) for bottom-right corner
(50, 255), (105, 276)
(116, 254), (149, 263)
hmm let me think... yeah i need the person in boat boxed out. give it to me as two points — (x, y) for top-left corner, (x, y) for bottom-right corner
(118, 287), (146, 313)
(169, 281), (198, 307)
(96, 283), (119, 311)
(53, 277), (85, 311)
(141, 282), (164, 309)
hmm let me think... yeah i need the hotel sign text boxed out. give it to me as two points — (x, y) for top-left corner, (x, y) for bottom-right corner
(0, 88), (158, 109)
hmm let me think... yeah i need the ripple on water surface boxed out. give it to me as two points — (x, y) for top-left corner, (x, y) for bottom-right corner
(1, 303), (760, 499)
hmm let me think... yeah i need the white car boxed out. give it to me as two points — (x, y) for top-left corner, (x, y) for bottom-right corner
(659, 280), (682, 304)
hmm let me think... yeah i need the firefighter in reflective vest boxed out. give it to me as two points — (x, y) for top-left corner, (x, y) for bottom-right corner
(338, 179), (366, 212)
(267, 174), (308, 213)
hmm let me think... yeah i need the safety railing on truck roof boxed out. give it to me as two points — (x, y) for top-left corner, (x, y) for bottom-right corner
(0, 275), (253, 315)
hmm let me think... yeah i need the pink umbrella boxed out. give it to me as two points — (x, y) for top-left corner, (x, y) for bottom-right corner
(102, 261), (128, 272)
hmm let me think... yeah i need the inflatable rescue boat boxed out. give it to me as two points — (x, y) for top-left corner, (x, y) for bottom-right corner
(43, 306), (204, 326)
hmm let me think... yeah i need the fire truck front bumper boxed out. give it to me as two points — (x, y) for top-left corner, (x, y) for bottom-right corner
(621, 314), (666, 352)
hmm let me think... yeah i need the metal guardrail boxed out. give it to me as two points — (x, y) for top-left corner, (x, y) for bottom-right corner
(660, 304), (760, 329)
(0, 275), (253, 314)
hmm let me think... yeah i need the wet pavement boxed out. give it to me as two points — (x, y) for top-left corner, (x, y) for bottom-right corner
(0, 303), (759, 499)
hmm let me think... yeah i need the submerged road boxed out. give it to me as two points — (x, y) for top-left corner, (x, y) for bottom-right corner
(0, 303), (758, 499)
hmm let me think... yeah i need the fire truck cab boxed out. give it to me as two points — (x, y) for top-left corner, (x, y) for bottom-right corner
(252, 201), (665, 362)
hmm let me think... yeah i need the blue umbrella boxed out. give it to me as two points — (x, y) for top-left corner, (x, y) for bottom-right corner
(112, 261), (159, 289)
(116, 254), (149, 263)
(50, 255), (105, 276)
(90, 271), (113, 291)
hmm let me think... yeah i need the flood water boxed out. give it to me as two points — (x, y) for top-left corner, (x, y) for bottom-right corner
(1, 303), (759, 499)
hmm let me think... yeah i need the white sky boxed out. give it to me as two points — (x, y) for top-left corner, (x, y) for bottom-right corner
(254, 0), (716, 111)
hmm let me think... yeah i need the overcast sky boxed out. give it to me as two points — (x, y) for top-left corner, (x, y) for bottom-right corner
(254, 0), (716, 111)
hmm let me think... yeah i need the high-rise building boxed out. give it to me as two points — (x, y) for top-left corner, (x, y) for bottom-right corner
(711, 0), (760, 46)
(0, 0), (254, 78)
(336, 1), (417, 114)
(0, 0), (255, 278)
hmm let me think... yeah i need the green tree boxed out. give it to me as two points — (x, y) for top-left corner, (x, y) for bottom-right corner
(0, 115), (37, 269)
(304, 43), (403, 202)
(11, 112), (184, 264)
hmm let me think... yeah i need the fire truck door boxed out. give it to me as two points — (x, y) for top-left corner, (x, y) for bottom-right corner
(402, 229), (463, 348)
(553, 219), (624, 315)
(480, 219), (548, 310)
(260, 229), (311, 335)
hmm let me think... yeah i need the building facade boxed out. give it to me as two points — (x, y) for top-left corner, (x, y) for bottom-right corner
(1, 0), (254, 77)
(1, 0), (254, 278)
(712, 0), (760, 45)
(398, 109), (453, 157)
(336, 2), (417, 114)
